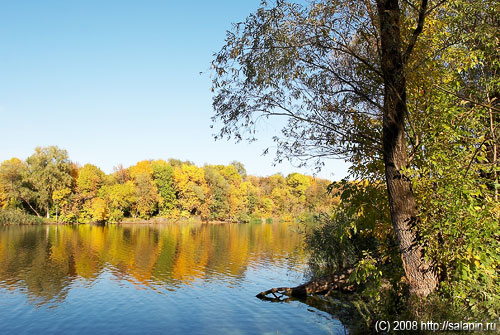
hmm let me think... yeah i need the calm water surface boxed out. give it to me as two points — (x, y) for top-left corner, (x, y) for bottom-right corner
(0, 222), (346, 334)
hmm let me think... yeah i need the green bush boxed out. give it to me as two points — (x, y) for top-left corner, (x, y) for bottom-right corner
(305, 212), (358, 277)
(0, 209), (44, 225)
(236, 212), (251, 223)
(249, 216), (263, 224)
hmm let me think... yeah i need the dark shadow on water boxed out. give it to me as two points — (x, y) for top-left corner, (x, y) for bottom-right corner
(258, 293), (356, 334)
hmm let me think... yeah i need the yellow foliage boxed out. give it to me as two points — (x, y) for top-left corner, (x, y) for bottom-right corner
(270, 186), (292, 214)
(77, 164), (105, 199)
(167, 208), (182, 221)
(133, 173), (160, 218)
(52, 187), (73, 219)
(129, 160), (154, 179)
(103, 181), (136, 210)
(1, 157), (22, 167)
(91, 198), (108, 222)
(0, 158), (24, 201)
(1, 150), (337, 222)
(286, 173), (311, 199)
(259, 197), (274, 216)
(173, 164), (209, 218)
(52, 187), (72, 205)
(0, 187), (7, 209)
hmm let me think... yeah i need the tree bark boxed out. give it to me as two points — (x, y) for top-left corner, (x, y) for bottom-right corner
(376, 0), (439, 297)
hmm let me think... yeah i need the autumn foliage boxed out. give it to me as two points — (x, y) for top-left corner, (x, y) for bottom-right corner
(0, 146), (339, 223)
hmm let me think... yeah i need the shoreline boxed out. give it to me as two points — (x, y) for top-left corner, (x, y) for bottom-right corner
(3, 216), (279, 226)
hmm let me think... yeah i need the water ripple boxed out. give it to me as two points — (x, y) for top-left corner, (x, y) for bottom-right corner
(0, 223), (347, 334)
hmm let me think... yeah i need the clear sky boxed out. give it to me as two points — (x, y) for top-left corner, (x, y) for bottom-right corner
(0, 0), (349, 180)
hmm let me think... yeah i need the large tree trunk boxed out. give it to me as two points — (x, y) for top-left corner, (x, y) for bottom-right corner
(376, 0), (439, 297)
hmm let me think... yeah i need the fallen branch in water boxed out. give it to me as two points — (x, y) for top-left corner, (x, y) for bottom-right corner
(256, 271), (355, 300)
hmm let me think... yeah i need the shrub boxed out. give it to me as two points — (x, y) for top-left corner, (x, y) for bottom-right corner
(0, 209), (44, 225)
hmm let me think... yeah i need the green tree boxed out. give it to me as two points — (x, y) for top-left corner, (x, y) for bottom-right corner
(202, 164), (245, 221)
(209, 0), (500, 300)
(0, 158), (38, 214)
(25, 146), (73, 218)
(230, 161), (247, 180)
(211, 0), (500, 316)
(151, 160), (177, 215)
(402, 0), (500, 317)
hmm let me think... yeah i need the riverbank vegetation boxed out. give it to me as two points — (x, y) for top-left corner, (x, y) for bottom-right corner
(211, 0), (500, 332)
(0, 209), (44, 225)
(0, 146), (338, 224)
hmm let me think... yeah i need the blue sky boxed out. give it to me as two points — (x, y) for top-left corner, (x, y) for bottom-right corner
(0, 0), (349, 180)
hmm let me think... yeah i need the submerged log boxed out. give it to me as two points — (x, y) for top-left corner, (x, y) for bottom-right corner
(256, 271), (355, 300)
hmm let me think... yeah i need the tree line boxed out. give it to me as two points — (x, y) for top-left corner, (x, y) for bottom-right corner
(0, 146), (338, 223)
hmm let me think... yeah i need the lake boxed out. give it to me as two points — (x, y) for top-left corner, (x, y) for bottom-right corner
(0, 222), (347, 334)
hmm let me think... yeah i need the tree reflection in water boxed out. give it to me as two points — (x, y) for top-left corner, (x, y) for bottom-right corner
(0, 222), (305, 306)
